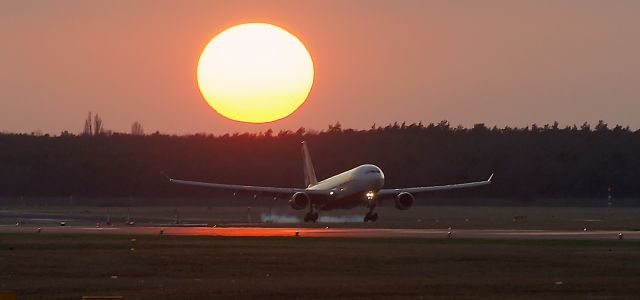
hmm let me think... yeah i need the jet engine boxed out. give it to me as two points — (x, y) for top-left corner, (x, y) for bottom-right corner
(394, 192), (414, 210)
(289, 192), (310, 210)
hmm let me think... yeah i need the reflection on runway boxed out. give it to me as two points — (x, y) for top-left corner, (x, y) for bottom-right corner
(1, 225), (638, 240)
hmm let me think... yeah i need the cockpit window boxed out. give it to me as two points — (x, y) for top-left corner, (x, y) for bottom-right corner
(367, 170), (380, 173)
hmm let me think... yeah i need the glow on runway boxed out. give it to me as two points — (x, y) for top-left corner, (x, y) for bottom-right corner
(1, 225), (638, 240)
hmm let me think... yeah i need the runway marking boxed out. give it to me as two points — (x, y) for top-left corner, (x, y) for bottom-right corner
(79, 227), (120, 230)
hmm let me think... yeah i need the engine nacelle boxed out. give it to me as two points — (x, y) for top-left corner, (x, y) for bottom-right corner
(394, 192), (414, 210)
(289, 192), (310, 210)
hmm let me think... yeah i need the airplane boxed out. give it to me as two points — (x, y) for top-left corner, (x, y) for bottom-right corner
(168, 141), (493, 222)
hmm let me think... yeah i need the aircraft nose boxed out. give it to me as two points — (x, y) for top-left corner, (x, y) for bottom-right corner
(376, 167), (385, 188)
(377, 173), (385, 189)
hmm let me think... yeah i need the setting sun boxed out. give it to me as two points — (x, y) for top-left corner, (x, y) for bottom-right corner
(197, 23), (314, 123)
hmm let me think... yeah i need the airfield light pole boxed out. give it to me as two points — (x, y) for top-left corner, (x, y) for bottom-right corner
(106, 207), (111, 226)
(608, 186), (613, 206)
(174, 208), (180, 224)
(268, 197), (278, 223)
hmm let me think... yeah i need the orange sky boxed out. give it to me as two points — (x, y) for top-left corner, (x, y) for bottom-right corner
(1, 1), (639, 134)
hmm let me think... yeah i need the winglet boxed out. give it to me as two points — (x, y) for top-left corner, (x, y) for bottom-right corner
(160, 171), (173, 182)
(488, 173), (494, 183)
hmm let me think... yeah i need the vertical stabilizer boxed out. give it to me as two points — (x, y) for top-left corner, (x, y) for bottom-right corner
(301, 141), (318, 187)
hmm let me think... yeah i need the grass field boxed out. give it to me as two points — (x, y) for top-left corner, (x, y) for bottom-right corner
(1, 233), (639, 299)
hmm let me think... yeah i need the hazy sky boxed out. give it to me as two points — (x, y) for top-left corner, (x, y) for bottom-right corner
(1, 0), (639, 134)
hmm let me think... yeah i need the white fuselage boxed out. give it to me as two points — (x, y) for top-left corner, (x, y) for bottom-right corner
(307, 164), (385, 209)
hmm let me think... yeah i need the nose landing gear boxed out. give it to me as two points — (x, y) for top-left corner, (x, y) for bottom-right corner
(364, 194), (378, 222)
(364, 212), (378, 222)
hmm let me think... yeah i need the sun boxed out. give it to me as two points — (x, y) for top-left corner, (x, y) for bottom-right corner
(197, 23), (314, 123)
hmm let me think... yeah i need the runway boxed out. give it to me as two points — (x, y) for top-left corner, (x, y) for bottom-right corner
(1, 225), (638, 240)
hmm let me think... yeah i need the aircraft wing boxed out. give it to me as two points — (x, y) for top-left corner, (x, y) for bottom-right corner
(377, 174), (493, 199)
(168, 177), (331, 200)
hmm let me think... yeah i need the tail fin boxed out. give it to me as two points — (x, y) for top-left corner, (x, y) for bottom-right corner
(301, 141), (318, 187)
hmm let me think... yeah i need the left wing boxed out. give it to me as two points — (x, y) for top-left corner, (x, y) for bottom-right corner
(377, 173), (493, 199)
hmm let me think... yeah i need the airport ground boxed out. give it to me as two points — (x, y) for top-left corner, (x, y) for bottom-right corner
(1, 233), (639, 299)
(1, 205), (639, 299)
(2, 205), (639, 230)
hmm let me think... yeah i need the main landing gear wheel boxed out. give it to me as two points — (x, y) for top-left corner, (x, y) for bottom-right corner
(364, 212), (378, 222)
(304, 212), (319, 223)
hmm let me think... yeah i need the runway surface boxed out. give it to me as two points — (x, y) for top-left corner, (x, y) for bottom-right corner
(1, 225), (638, 240)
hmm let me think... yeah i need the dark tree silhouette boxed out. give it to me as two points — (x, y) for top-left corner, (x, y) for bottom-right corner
(0, 121), (639, 206)
(83, 112), (92, 136)
(131, 121), (144, 136)
(93, 114), (103, 135)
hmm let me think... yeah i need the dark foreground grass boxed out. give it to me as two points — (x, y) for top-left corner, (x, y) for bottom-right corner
(1, 234), (639, 299)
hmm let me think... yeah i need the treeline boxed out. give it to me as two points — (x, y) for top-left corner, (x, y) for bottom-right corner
(1, 121), (639, 205)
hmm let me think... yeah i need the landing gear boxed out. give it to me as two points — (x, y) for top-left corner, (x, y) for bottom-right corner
(304, 212), (319, 223)
(364, 194), (378, 222)
(364, 212), (378, 222)
(304, 204), (319, 223)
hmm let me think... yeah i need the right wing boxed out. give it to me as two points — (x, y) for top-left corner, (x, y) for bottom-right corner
(168, 177), (332, 202)
(170, 178), (300, 196)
